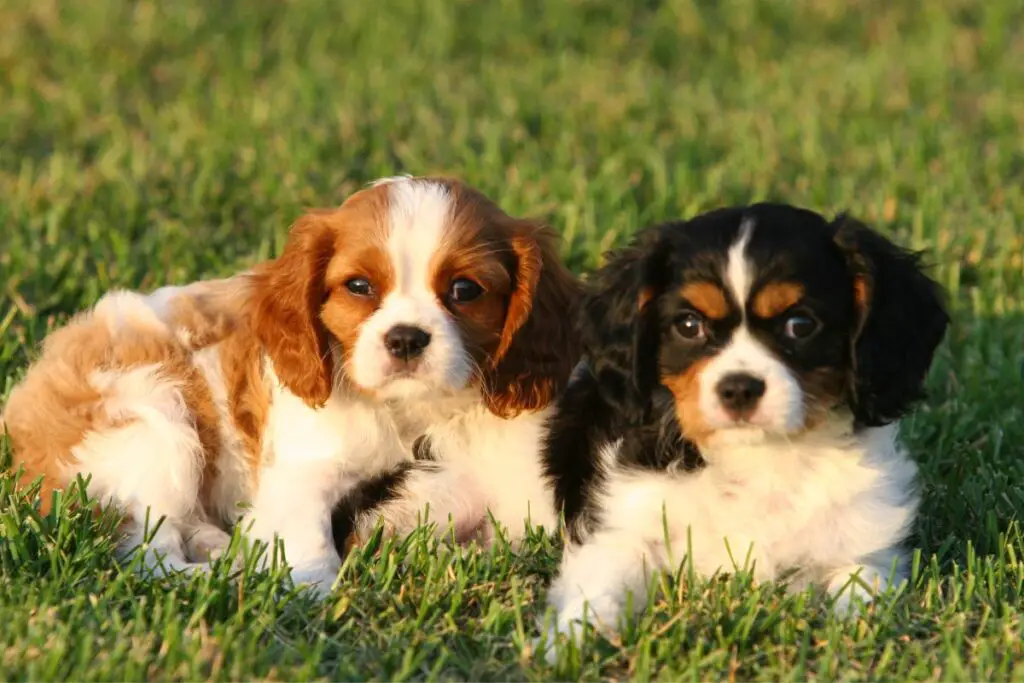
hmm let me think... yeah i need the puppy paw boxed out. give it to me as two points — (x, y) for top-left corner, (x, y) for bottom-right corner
(453, 515), (494, 547)
(184, 525), (233, 563)
(828, 589), (863, 619)
(534, 626), (567, 665)
(533, 617), (588, 665)
(289, 563), (341, 598)
(826, 564), (892, 617)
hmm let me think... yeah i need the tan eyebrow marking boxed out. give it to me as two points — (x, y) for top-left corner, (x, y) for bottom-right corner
(679, 281), (730, 320)
(752, 282), (805, 319)
(637, 286), (655, 310)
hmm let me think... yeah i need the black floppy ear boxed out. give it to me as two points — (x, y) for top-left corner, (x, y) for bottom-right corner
(579, 227), (669, 423)
(832, 215), (950, 426)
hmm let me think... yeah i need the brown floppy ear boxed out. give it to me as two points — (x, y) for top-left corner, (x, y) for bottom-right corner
(483, 221), (582, 418)
(250, 213), (336, 408)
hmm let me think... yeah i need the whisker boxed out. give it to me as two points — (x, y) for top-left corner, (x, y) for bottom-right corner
(327, 339), (346, 389)
(452, 244), (505, 259)
(467, 355), (487, 383)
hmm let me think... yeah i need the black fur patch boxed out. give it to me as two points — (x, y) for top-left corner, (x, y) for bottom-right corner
(543, 367), (705, 542)
(831, 215), (950, 425)
(412, 434), (435, 461)
(331, 435), (438, 551)
(330, 465), (411, 553)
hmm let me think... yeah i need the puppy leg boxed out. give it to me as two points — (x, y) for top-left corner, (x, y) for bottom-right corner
(825, 561), (901, 614)
(541, 529), (667, 659)
(243, 460), (350, 596)
(539, 470), (748, 659)
(71, 377), (210, 576)
(183, 523), (234, 563)
(119, 515), (208, 575)
(353, 464), (491, 546)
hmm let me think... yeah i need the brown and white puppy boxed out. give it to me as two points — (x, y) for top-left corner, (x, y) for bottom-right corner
(0, 176), (580, 591)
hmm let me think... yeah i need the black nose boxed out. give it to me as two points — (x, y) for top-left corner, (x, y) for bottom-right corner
(715, 373), (766, 417)
(384, 325), (431, 361)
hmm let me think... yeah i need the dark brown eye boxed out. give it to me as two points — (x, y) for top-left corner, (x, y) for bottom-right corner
(345, 277), (373, 296)
(783, 314), (819, 340)
(676, 312), (707, 341)
(448, 278), (483, 304)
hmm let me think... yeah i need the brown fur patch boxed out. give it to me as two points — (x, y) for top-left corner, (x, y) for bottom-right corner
(637, 286), (655, 311)
(431, 250), (510, 373)
(680, 282), (730, 320)
(166, 280), (245, 350)
(2, 299), (224, 515)
(429, 179), (582, 418)
(429, 185), (518, 370)
(852, 275), (869, 308)
(660, 358), (715, 446)
(216, 326), (269, 493)
(2, 317), (111, 513)
(250, 218), (337, 407)
(252, 187), (394, 403)
(168, 278), (266, 505)
(851, 274), (871, 340)
(752, 282), (805, 319)
(319, 199), (394, 383)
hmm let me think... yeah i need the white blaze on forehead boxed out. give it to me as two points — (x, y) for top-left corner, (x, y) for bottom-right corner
(347, 177), (471, 396)
(725, 217), (756, 309)
(384, 179), (453, 294)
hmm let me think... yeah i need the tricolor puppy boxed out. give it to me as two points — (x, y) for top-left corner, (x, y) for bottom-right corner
(541, 204), (949, 646)
(1, 176), (578, 591)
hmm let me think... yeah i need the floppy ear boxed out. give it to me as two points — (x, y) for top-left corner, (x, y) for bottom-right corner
(482, 221), (582, 418)
(832, 215), (950, 426)
(251, 213), (336, 408)
(580, 226), (669, 423)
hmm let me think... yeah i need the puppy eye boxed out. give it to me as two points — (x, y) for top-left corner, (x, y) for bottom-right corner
(783, 314), (819, 340)
(676, 313), (708, 341)
(448, 278), (483, 304)
(345, 277), (373, 297)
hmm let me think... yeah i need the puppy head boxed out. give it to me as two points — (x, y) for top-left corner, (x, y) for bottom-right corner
(584, 204), (949, 445)
(251, 177), (580, 415)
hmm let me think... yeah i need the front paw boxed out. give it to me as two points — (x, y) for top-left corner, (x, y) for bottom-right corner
(826, 564), (895, 616)
(534, 618), (584, 665)
(289, 562), (341, 598)
(184, 525), (234, 563)
(534, 597), (620, 665)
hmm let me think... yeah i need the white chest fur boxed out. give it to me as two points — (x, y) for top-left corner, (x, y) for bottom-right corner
(598, 421), (919, 580)
(355, 401), (560, 543)
(544, 420), (920, 646)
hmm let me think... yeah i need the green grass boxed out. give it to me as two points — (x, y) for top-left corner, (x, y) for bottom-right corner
(2, 0), (1023, 678)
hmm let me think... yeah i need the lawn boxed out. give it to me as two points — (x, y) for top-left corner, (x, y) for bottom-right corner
(2, 0), (1023, 679)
